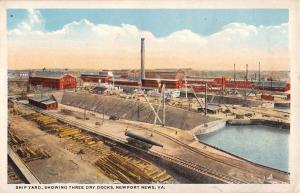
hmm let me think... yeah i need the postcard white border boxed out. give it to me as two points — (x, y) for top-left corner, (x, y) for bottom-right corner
(1, 1), (299, 193)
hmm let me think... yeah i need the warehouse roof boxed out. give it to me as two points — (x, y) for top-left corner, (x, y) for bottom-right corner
(81, 73), (99, 76)
(142, 78), (178, 82)
(28, 95), (57, 104)
(254, 81), (288, 88)
(30, 71), (75, 79)
(29, 95), (52, 102)
(42, 100), (57, 105)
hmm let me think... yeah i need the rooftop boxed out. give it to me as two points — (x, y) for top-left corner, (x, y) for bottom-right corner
(142, 78), (178, 82)
(81, 73), (99, 76)
(254, 80), (288, 88)
(42, 100), (57, 105)
(30, 71), (75, 79)
(29, 95), (57, 104)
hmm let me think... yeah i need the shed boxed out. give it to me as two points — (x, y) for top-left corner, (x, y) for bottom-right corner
(198, 103), (222, 114)
(28, 95), (58, 110)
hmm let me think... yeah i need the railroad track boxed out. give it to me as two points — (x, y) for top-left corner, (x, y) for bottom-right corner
(150, 149), (246, 184)
(19, 103), (259, 183)
(13, 103), (244, 183)
(152, 128), (253, 170)
(27, 107), (246, 184)
(148, 125), (289, 183)
(123, 121), (291, 183)
(16, 100), (289, 183)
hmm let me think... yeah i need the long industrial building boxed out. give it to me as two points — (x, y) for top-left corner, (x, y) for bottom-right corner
(29, 71), (77, 90)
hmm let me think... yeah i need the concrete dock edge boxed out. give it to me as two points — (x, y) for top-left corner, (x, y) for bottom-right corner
(8, 146), (40, 184)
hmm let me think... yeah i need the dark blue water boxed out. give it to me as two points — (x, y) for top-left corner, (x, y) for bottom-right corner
(198, 125), (289, 172)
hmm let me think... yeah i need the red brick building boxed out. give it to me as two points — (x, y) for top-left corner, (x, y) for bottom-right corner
(261, 94), (274, 101)
(80, 74), (100, 83)
(29, 72), (77, 90)
(142, 78), (180, 89)
(80, 73), (109, 83)
(28, 95), (58, 110)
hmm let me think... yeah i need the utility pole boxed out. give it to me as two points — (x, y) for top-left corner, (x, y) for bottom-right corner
(270, 77), (273, 90)
(234, 63), (236, 82)
(137, 102), (140, 121)
(140, 38), (146, 82)
(262, 81), (265, 96)
(154, 88), (164, 125)
(234, 63), (237, 93)
(154, 101), (161, 124)
(185, 78), (188, 98)
(190, 86), (204, 109)
(246, 64), (248, 81)
(143, 90), (163, 124)
(162, 84), (166, 126)
(258, 62), (261, 82)
(222, 76), (225, 94)
(205, 83), (207, 115)
(102, 105), (105, 124)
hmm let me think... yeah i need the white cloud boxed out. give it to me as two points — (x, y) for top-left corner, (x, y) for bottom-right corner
(8, 10), (288, 70)
(8, 15), (288, 50)
(10, 9), (44, 35)
(208, 22), (288, 51)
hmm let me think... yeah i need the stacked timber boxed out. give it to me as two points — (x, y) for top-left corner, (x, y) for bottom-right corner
(94, 152), (172, 184)
(8, 130), (25, 146)
(22, 112), (172, 183)
(8, 166), (24, 184)
(16, 146), (51, 162)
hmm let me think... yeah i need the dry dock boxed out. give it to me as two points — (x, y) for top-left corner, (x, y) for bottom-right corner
(8, 100), (289, 184)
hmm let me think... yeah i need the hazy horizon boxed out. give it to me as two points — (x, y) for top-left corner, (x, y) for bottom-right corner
(7, 68), (290, 73)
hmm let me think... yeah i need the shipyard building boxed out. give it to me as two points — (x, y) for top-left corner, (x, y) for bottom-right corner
(29, 71), (77, 90)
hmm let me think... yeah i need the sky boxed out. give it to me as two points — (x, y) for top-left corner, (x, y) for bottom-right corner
(7, 9), (289, 71)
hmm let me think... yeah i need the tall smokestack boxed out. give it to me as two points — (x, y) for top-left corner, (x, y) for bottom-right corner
(258, 62), (261, 82)
(141, 38), (145, 81)
(246, 64), (248, 81)
(234, 63), (236, 82)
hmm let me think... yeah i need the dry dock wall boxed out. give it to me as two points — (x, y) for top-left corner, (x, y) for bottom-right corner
(197, 94), (263, 107)
(193, 119), (289, 137)
(226, 119), (290, 129)
(192, 120), (226, 135)
(61, 92), (217, 130)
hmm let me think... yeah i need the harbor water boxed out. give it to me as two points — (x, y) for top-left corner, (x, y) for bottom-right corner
(197, 125), (289, 172)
